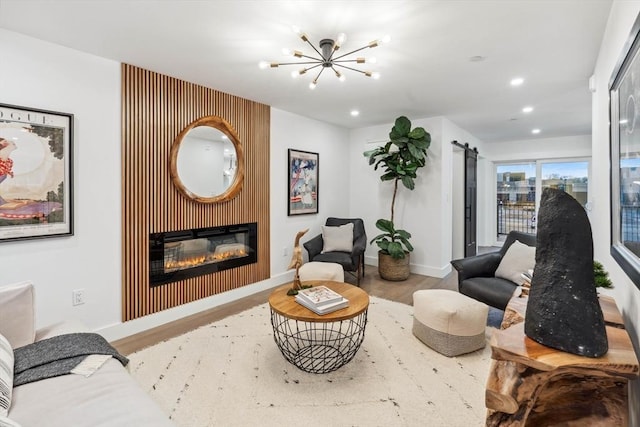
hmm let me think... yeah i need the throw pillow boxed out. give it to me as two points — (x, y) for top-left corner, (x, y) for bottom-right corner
(0, 281), (35, 348)
(0, 333), (13, 417)
(321, 223), (354, 253)
(495, 240), (536, 285)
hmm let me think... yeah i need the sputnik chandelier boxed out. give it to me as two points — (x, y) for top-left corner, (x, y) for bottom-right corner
(259, 27), (390, 89)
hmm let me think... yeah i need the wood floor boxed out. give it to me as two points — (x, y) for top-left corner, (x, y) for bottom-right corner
(112, 267), (459, 355)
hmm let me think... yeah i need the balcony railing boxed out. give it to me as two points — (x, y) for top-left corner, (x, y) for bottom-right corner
(497, 201), (536, 237)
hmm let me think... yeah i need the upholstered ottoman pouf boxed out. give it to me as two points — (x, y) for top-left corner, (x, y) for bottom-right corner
(299, 261), (345, 282)
(412, 289), (488, 357)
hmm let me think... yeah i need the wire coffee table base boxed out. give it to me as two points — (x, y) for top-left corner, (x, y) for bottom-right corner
(270, 309), (368, 373)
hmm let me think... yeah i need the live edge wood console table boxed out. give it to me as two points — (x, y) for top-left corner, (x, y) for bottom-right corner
(486, 294), (639, 426)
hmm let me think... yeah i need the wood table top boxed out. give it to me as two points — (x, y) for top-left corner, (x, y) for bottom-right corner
(490, 322), (639, 378)
(268, 281), (369, 322)
(492, 293), (639, 378)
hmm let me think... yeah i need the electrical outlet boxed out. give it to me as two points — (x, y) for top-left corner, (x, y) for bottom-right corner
(72, 289), (85, 306)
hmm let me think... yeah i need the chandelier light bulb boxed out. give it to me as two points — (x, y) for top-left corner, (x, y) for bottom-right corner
(292, 25), (308, 41)
(309, 81), (317, 90)
(381, 35), (391, 44)
(258, 61), (269, 69)
(371, 72), (381, 79)
(337, 33), (347, 45)
(291, 70), (299, 79)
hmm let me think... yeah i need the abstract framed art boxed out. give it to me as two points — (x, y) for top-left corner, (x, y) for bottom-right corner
(288, 149), (318, 216)
(610, 12), (640, 290)
(0, 104), (73, 242)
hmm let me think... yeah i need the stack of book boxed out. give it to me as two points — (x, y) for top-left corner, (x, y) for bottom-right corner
(521, 269), (533, 285)
(520, 269), (534, 296)
(295, 285), (349, 315)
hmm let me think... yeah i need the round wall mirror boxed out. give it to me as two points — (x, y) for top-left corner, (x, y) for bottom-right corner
(170, 116), (244, 203)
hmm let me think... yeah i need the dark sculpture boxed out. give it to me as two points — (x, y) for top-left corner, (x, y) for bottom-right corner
(525, 188), (608, 357)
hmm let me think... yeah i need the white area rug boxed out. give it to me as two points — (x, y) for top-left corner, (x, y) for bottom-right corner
(128, 297), (493, 427)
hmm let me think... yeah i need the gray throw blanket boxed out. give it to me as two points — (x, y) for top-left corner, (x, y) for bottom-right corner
(13, 333), (129, 386)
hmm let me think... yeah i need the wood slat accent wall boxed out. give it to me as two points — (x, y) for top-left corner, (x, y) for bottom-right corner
(121, 64), (270, 322)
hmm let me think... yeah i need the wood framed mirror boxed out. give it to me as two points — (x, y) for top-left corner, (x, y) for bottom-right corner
(170, 115), (244, 203)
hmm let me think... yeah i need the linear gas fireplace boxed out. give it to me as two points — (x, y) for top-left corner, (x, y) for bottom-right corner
(149, 222), (257, 287)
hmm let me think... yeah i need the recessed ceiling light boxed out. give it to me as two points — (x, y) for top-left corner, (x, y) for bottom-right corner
(522, 106), (534, 113)
(510, 77), (524, 86)
(532, 128), (541, 134)
(351, 110), (360, 117)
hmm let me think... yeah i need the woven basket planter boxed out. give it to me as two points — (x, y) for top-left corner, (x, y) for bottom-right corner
(378, 251), (410, 281)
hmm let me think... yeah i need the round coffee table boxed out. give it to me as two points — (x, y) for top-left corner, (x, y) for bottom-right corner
(268, 280), (369, 374)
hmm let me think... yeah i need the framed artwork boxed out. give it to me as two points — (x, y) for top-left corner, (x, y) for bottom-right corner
(288, 149), (318, 215)
(610, 12), (640, 291)
(0, 104), (73, 242)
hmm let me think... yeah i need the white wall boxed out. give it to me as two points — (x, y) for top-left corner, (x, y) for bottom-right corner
(482, 134), (591, 162)
(349, 117), (443, 276)
(592, 2), (640, 424)
(0, 29), (122, 331)
(0, 28), (352, 341)
(348, 116), (485, 277)
(269, 109), (351, 277)
(452, 148), (465, 259)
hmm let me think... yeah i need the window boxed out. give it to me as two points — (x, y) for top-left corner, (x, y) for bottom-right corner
(496, 159), (589, 238)
(496, 163), (536, 236)
(541, 161), (589, 207)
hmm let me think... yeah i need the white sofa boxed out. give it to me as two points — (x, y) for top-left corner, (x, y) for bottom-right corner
(0, 281), (174, 427)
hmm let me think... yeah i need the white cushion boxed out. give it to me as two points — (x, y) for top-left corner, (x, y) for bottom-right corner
(298, 262), (344, 282)
(321, 223), (354, 253)
(0, 282), (35, 348)
(495, 240), (536, 285)
(413, 290), (488, 336)
(0, 333), (13, 417)
(9, 359), (174, 427)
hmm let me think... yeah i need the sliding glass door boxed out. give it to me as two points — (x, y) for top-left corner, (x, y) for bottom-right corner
(496, 159), (589, 238)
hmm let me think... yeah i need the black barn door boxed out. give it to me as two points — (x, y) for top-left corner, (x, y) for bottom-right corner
(464, 146), (478, 257)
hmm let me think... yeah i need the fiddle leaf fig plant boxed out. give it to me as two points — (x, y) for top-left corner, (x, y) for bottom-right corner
(364, 116), (431, 259)
(370, 219), (414, 259)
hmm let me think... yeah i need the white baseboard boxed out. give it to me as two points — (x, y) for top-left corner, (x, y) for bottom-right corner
(364, 256), (451, 279)
(98, 271), (294, 342)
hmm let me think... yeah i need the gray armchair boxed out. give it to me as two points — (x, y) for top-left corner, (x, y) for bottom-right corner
(303, 217), (367, 285)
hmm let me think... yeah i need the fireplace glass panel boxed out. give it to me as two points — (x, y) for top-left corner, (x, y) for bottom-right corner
(150, 222), (257, 286)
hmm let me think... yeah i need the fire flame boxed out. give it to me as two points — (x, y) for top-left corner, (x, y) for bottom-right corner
(165, 248), (248, 272)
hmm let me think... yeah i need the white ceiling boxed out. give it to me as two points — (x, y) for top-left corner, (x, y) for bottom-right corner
(0, 0), (612, 142)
